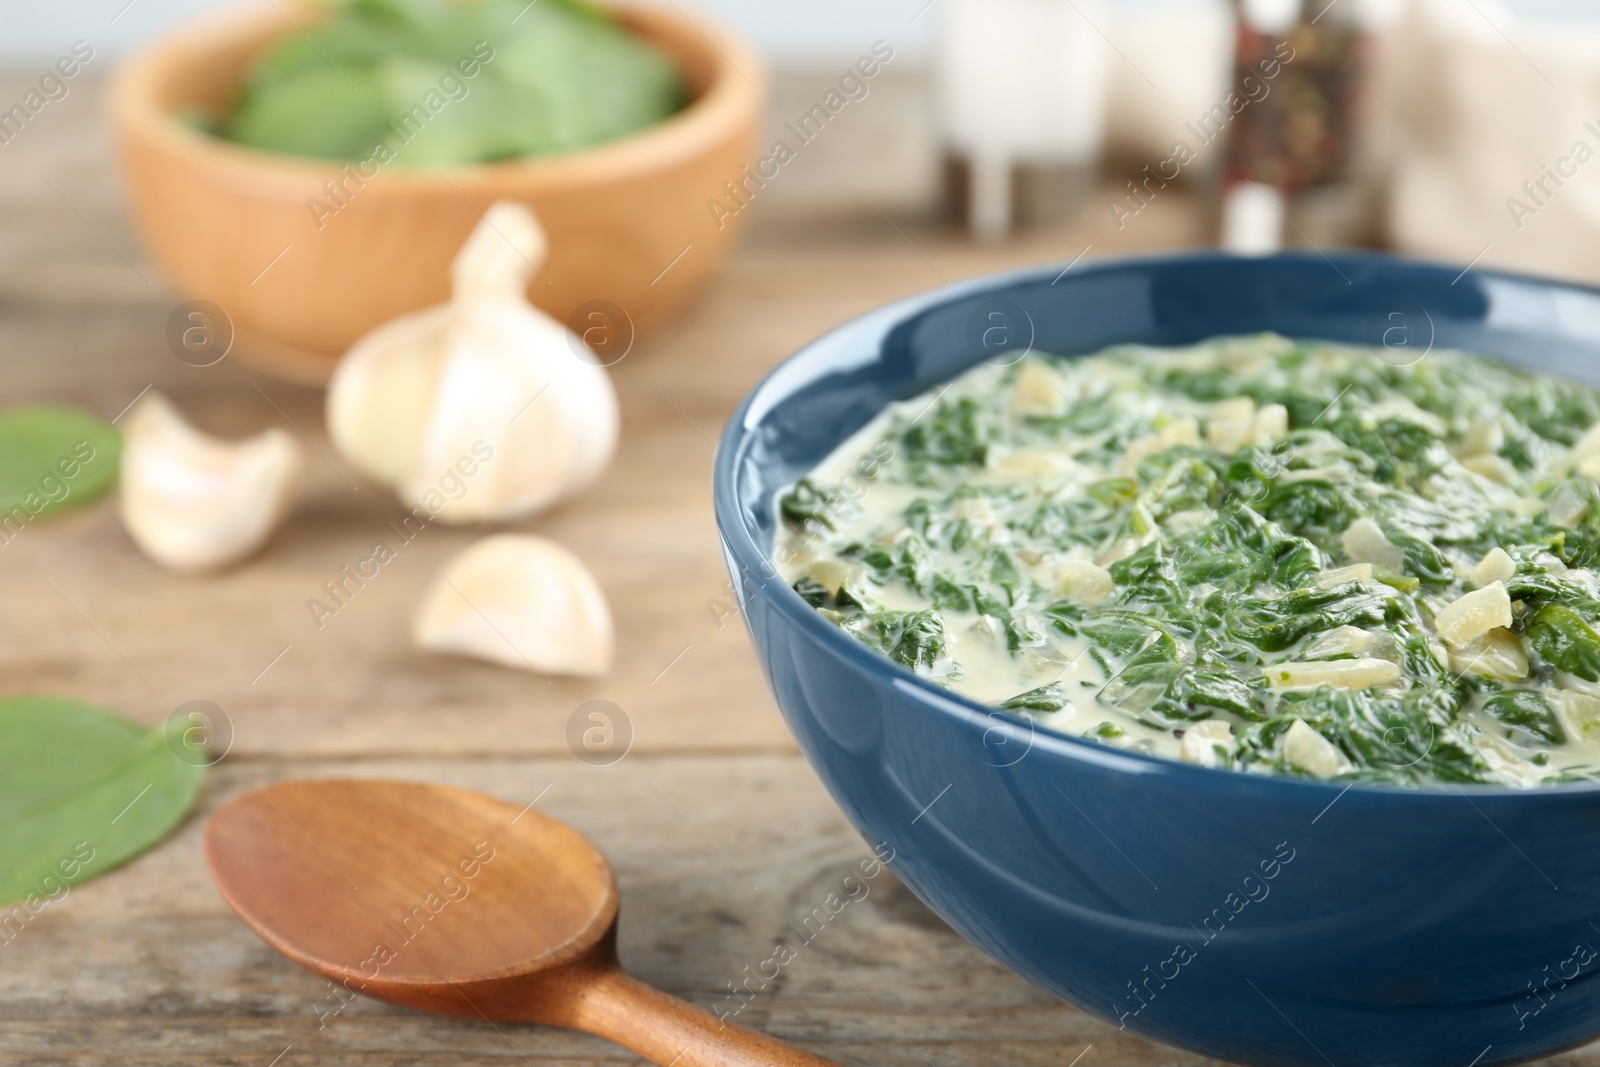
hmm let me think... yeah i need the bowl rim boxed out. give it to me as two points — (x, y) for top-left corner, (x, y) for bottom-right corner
(714, 246), (1600, 801)
(107, 0), (765, 188)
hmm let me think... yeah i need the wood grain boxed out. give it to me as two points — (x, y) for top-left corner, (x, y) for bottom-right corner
(205, 779), (842, 1066)
(0, 756), (1152, 1067)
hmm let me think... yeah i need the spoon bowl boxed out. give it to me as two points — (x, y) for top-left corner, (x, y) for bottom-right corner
(207, 779), (836, 1066)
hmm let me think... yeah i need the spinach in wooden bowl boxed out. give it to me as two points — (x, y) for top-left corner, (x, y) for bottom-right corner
(221, 0), (685, 166)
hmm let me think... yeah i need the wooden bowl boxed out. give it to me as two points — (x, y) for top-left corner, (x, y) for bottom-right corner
(110, 2), (765, 383)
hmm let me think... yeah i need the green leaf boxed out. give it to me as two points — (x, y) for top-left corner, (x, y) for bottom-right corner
(0, 696), (206, 905)
(1040, 599), (1084, 636)
(1148, 660), (1262, 725)
(1481, 688), (1565, 745)
(839, 610), (956, 679)
(999, 683), (1073, 713)
(838, 541), (895, 583)
(1079, 613), (1162, 656)
(931, 573), (973, 612)
(1225, 582), (1392, 653)
(1088, 721), (1125, 741)
(222, 0), (685, 165)
(792, 575), (830, 608)
(1098, 631), (1183, 713)
(780, 478), (856, 532)
(226, 66), (393, 161)
(1526, 604), (1600, 682)
(900, 396), (997, 468)
(895, 534), (933, 595)
(0, 406), (119, 523)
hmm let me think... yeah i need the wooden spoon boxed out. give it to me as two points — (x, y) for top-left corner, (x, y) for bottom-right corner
(205, 779), (839, 1067)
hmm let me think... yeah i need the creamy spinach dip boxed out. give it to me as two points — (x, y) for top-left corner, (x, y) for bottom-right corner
(776, 334), (1600, 786)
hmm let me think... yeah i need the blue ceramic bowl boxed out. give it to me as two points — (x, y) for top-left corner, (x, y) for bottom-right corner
(713, 251), (1600, 1067)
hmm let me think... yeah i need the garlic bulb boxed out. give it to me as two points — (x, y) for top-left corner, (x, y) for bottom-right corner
(327, 201), (618, 523)
(414, 534), (613, 676)
(120, 392), (302, 572)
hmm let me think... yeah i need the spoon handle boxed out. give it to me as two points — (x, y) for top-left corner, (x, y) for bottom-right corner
(570, 968), (843, 1067)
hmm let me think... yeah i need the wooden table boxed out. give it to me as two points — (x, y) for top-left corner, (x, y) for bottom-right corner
(0, 65), (1309, 1067)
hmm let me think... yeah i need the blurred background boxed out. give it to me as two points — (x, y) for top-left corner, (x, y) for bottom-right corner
(11, 0), (1600, 283)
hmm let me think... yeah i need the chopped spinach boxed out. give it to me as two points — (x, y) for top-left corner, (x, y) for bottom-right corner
(1525, 605), (1600, 683)
(839, 610), (959, 681)
(778, 336), (1600, 786)
(1000, 683), (1074, 714)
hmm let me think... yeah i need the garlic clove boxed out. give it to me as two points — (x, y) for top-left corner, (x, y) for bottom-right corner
(327, 201), (618, 524)
(1434, 581), (1513, 646)
(325, 308), (453, 488)
(403, 305), (614, 521)
(1283, 718), (1352, 779)
(1341, 516), (1404, 573)
(120, 392), (302, 572)
(451, 201), (549, 304)
(414, 534), (613, 676)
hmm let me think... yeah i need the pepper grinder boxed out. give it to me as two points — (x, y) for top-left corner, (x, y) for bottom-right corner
(1218, 0), (1389, 252)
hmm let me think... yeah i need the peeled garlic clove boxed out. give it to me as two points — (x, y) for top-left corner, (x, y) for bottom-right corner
(120, 392), (302, 572)
(328, 201), (618, 524)
(414, 534), (613, 676)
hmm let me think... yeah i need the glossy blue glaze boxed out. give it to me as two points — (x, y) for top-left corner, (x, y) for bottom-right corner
(713, 251), (1600, 1067)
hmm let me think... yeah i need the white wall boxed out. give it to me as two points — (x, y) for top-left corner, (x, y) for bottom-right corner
(4, 0), (939, 61)
(1, 0), (1594, 61)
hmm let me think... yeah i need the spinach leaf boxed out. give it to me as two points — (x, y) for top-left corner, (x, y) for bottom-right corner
(1098, 631), (1183, 714)
(1380, 523), (1456, 587)
(226, 0), (685, 164)
(1147, 659), (1263, 726)
(968, 587), (1038, 652)
(837, 541), (895, 582)
(1505, 380), (1600, 446)
(792, 575), (830, 608)
(1132, 452), (1222, 521)
(1258, 480), (1358, 545)
(1176, 501), (1321, 590)
(789, 571), (880, 612)
(839, 610), (957, 679)
(1225, 582), (1393, 653)
(931, 573), (973, 612)
(1323, 410), (1448, 487)
(0, 406), (119, 522)
(780, 478), (858, 532)
(999, 683), (1074, 714)
(0, 696), (206, 905)
(904, 498), (935, 538)
(896, 534), (934, 595)
(1108, 542), (1186, 612)
(836, 576), (883, 612)
(1500, 550), (1573, 604)
(1079, 613), (1163, 656)
(1040, 599), (1085, 636)
(1525, 604), (1600, 682)
(900, 395), (998, 468)
(1482, 688), (1565, 745)
(1551, 480), (1600, 571)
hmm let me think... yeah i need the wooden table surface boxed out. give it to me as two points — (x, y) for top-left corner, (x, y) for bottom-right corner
(0, 65), (1504, 1067)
